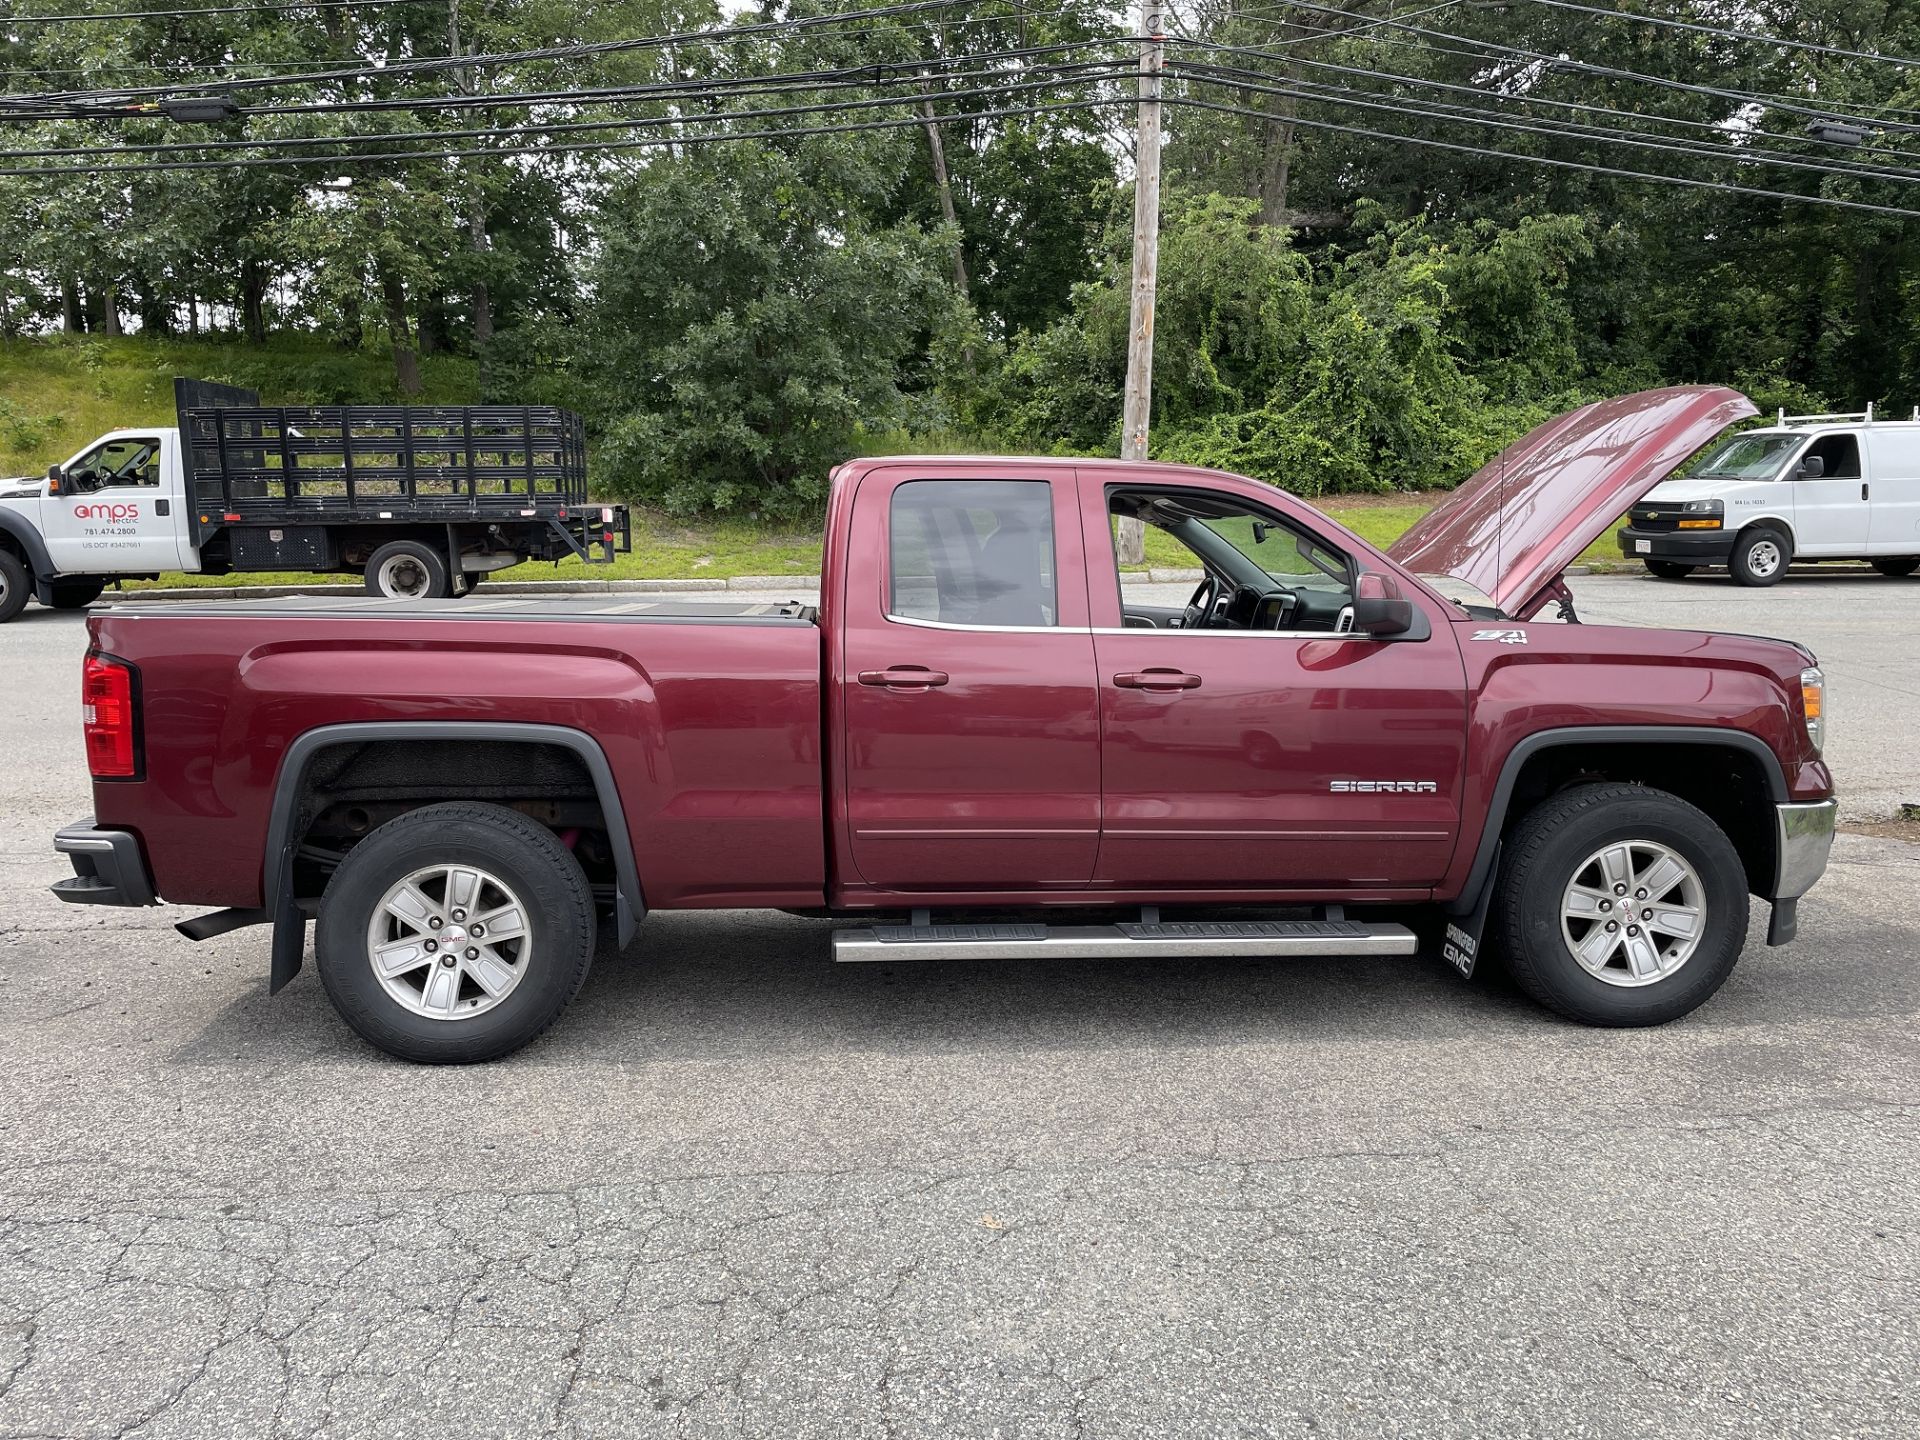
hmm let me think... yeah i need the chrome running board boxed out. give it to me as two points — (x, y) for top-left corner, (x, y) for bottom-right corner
(830, 917), (1418, 963)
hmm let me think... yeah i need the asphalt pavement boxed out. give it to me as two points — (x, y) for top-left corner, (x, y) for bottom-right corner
(1, 573), (1917, 1439)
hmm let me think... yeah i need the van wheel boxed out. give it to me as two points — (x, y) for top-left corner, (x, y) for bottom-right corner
(1644, 560), (1694, 580)
(1493, 782), (1748, 1027)
(1871, 557), (1918, 577)
(364, 540), (450, 599)
(0, 551), (27, 624)
(1729, 527), (1789, 586)
(48, 578), (106, 609)
(316, 803), (596, 1063)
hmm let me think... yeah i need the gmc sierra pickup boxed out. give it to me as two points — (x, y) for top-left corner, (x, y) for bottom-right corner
(52, 386), (1838, 1063)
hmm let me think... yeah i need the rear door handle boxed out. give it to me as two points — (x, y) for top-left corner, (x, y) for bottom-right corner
(858, 666), (949, 689)
(1113, 669), (1202, 692)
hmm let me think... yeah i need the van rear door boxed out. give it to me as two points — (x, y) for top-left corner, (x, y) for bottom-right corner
(1866, 429), (1920, 557)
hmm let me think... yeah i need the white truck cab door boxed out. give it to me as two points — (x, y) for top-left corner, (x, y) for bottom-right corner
(1786, 431), (1870, 556)
(40, 431), (189, 576)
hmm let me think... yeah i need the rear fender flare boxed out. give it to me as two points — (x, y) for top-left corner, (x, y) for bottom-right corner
(264, 721), (646, 947)
(1447, 725), (1789, 917)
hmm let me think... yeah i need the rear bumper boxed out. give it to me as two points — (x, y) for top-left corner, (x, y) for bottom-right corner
(1617, 525), (1735, 563)
(50, 818), (156, 907)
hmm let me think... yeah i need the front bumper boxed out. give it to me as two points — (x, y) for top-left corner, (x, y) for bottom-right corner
(1617, 524), (1736, 563)
(1765, 798), (1838, 945)
(51, 818), (156, 907)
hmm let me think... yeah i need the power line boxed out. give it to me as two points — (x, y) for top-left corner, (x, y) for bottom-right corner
(1170, 58), (1920, 186)
(0, 92), (1140, 175)
(0, 0), (423, 20)
(0, 60), (1128, 160)
(1523, 0), (1920, 71)
(1167, 91), (1920, 217)
(1176, 30), (1920, 163)
(12, 0), (1049, 104)
(1219, 0), (1920, 135)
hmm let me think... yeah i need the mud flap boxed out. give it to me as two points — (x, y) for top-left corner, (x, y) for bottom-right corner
(268, 854), (306, 995)
(1440, 842), (1501, 980)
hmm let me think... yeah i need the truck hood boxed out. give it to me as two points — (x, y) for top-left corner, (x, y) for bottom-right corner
(0, 474), (44, 499)
(1387, 385), (1757, 616)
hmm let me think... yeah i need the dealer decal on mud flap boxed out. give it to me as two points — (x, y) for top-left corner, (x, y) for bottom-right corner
(1440, 842), (1502, 980)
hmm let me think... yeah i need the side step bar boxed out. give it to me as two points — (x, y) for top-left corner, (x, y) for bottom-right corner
(831, 918), (1418, 963)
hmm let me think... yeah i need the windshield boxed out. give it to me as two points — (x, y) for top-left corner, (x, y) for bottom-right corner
(1692, 434), (1798, 480)
(1193, 514), (1350, 588)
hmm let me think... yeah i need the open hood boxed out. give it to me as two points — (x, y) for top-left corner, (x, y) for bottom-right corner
(1387, 385), (1757, 617)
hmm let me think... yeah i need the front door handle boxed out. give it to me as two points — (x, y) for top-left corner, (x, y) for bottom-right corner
(858, 666), (950, 689)
(1863, 482), (1870, 501)
(156, 498), (171, 516)
(1113, 668), (1202, 692)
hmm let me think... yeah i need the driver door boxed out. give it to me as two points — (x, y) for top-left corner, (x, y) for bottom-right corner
(1082, 479), (1469, 894)
(41, 433), (187, 574)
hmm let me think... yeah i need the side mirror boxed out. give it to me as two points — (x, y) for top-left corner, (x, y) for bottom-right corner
(1798, 455), (1826, 478)
(1251, 520), (1270, 545)
(1352, 572), (1414, 637)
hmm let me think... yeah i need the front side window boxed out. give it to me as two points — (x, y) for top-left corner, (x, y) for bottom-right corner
(889, 479), (1057, 627)
(69, 437), (161, 489)
(1802, 433), (1861, 479)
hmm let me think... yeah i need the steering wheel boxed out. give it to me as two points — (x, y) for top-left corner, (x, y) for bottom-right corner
(1181, 575), (1217, 630)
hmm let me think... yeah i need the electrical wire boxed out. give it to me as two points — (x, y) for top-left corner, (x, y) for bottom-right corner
(1170, 58), (1920, 186)
(11, 0), (1054, 103)
(0, 0), (423, 19)
(0, 60), (1128, 160)
(1523, 0), (1920, 71)
(1217, 0), (1920, 135)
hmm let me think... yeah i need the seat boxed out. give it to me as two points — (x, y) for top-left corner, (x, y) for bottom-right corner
(971, 524), (1050, 627)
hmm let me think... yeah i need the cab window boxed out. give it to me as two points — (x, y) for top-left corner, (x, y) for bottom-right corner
(1801, 433), (1860, 479)
(68, 437), (161, 489)
(889, 479), (1057, 628)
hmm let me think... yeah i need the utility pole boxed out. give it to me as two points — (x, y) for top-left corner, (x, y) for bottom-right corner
(1117, 0), (1165, 567)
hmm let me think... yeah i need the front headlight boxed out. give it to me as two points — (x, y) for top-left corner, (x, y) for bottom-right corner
(1800, 666), (1825, 753)
(1677, 499), (1724, 530)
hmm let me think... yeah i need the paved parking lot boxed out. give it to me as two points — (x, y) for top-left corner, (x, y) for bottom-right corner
(1, 573), (1917, 1438)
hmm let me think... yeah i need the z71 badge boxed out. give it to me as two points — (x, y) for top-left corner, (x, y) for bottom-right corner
(1471, 628), (1528, 645)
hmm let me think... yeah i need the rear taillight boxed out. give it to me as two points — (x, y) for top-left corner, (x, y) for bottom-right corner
(82, 652), (140, 780)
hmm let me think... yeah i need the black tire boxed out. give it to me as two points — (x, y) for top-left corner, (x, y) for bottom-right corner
(1493, 782), (1749, 1028)
(48, 578), (106, 610)
(1871, 557), (1919, 578)
(1644, 559), (1694, 580)
(1728, 526), (1790, 587)
(0, 550), (27, 624)
(363, 540), (451, 599)
(315, 802), (596, 1063)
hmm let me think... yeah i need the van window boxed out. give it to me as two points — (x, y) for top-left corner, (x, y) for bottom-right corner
(889, 480), (1057, 628)
(1694, 434), (1799, 480)
(1802, 434), (1860, 479)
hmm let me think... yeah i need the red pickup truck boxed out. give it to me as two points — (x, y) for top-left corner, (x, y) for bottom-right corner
(52, 386), (1837, 1062)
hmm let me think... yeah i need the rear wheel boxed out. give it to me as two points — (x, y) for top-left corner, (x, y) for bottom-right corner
(315, 802), (597, 1063)
(1644, 559), (1694, 580)
(0, 550), (27, 624)
(1871, 557), (1919, 578)
(1729, 527), (1789, 587)
(1493, 782), (1748, 1027)
(364, 540), (451, 600)
(48, 578), (106, 610)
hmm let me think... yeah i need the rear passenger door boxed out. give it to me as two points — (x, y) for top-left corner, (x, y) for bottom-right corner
(837, 467), (1102, 893)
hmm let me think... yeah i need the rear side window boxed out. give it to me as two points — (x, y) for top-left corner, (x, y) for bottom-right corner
(889, 480), (1057, 627)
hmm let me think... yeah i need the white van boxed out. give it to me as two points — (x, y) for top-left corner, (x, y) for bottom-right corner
(1618, 407), (1920, 585)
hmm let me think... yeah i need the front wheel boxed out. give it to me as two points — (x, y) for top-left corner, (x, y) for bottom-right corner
(1729, 527), (1789, 587)
(1493, 782), (1748, 1027)
(0, 550), (27, 624)
(315, 802), (597, 1062)
(1644, 560), (1694, 580)
(1871, 557), (1919, 578)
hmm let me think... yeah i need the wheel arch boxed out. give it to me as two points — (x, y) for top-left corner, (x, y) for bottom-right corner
(265, 722), (644, 963)
(0, 508), (54, 578)
(1452, 726), (1788, 918)
(1734, 515), (1795, 551)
